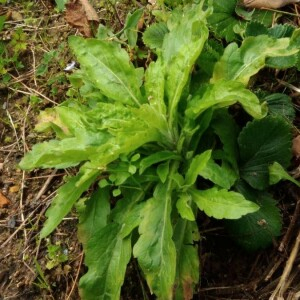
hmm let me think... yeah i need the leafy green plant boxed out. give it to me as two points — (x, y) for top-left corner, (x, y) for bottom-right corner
(20, 1), (300, 299)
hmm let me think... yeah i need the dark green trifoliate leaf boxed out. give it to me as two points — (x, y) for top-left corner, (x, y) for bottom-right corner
(206, 0), (272, 42)
(186, 80), (267, 120)
(245, 21), (268, 37)
(69, 36), (143, 106)
(269, 162), (300, 187)
(264, 93), (295, 121)
(143, 22), (169, 49)
(211, 110), (240, 171)
(268, 24), (295, 39)
(173, 219), (199, 300)
(79, 224), (131, 300)
(226, 181), (282, 251)
(40, 166), (100, 238)
(212, 35), (299, 86)
(190, 187), (259, 219)
(133, 182), (176, 299)
(238, 116), (292, 190)
(206, 0), (242, 42)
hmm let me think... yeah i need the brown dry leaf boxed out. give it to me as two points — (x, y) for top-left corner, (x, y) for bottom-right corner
(292, 135), (300, 158)
(65, 0), (99, 37)
(0, 192), (11, 208)
(9, 185), (19, 193)
(243, 0), (300, 9)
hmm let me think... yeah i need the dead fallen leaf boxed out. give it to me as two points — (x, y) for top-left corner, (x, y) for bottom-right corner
(9, 185), (19, 193)
(292, 135), (300, 158)
(0, 192), (11, 208)
(243, 0), (300, 9)
(65, 0), (99, 37)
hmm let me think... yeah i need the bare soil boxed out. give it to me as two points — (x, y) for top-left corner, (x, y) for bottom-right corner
(0, 1), (300, 299)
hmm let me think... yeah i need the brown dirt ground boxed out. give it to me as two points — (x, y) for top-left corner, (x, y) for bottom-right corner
(0, 1), (300, 300)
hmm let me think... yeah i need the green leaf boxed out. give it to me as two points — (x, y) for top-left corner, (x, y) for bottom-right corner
(173, 218), (199, 300)
(245, 21), (268, 37)
(157, 161), (170, 183)
(185, 150), (212, 187)
(69, 36), (143, 106)
(124, 8), (144, 47)
(79, 224), (131, 300)
(206, 0), (272, 42)
(176, 192), (195, 221)
(212, 35), (298, 86)
(0, 15), (6, 32)
(186, 80), (266, 120)
(206, 0), (242, 42)
(55, 0), (68, 11)
(162, 3), (210, 128)
(40, 166), (100, 238)
(143, 22), (169, 49)
(110, 188), (148, 238)
(133, 182), (176, 299)
(144, 58), (167, 115)
(265, 93), (295, 121)
(190, 187), (259, 219)
(198, 158), (238, 189)
(139, 151), (180, 174)
(269, 162), (300, 187)
(77, 188), (110, 246)
(211, 110), (239, 171)
(226, 181), (282, 251)
(238, 116), (292, 190)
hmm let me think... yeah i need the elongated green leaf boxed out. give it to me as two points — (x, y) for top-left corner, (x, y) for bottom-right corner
(139, 150), (180, 174)
(186, 80), (267, 120)
(269, 162), (300, 187)
(176, 192), (195, 221)
(110, 188), (148, 238)
(79, 187), (148, 300)
(173, 218), (199, 300)
(69, 36), (143, 106)
(40, 166), (100, 238)
(190, 187), (259, 219)
(162, 3), (210, 127)
(185, 150), (211, 187)
(124, 8), (144, 47)
(199, 158), (237, 189)
(144, 58), (166, 115)
(133, 182), (176, 299)
(239, 116), (292, 190)
(77, 188), (110, 246)
(79, 223), (131, 300)
(212, 35), (298, 85)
